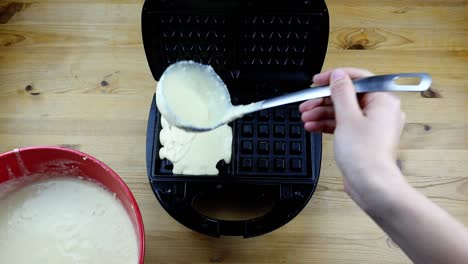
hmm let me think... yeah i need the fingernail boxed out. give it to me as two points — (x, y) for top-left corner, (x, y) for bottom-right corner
(331, 69), (346, 82)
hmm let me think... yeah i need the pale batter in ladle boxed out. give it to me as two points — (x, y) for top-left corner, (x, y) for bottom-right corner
(156, 61), (258, 132)
(156, 61), (234, 175)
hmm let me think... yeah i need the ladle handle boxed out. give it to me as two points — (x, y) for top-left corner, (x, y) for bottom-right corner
(259, 73), (432, 110)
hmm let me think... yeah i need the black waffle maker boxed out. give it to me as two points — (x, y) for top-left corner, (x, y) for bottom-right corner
(143, 0), (329, 237)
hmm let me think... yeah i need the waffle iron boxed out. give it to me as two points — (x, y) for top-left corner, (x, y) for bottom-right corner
(143, 0), (329, 237)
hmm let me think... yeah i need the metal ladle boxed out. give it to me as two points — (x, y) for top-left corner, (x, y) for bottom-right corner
(157, 61), (432, 132)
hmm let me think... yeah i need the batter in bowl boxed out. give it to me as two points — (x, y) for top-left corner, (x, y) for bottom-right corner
(0, 175), (138, 264)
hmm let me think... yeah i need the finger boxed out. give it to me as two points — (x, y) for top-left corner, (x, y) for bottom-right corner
(299, 98), (324, 113)
(304, 120), (336, 134)
(301, 106), (335, 123)
(312, 74), (330, 86)
(358, 92), (382, 109)
(329, 69), (362, 122)
(313, 67), (374, 85)
(299, 97), (332, 115)
(362, 93), (401, 118)
(323, 97), (333, 106)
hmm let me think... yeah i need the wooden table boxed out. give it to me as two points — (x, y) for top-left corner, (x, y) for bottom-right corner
(0, 0), (466, 263)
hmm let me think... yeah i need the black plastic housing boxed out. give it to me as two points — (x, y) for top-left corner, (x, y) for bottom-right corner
(143, 0), (329, 237)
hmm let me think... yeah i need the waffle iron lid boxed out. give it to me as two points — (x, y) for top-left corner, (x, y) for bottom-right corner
(141, 0), (329, 94)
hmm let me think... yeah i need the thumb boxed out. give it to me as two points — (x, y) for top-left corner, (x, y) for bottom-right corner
(330, 69), (362, 122)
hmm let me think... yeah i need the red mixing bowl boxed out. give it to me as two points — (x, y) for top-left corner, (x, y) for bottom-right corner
(0, 146), (145, 264)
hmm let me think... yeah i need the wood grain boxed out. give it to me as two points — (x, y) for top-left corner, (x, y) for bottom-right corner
(0, 0), (467, 263)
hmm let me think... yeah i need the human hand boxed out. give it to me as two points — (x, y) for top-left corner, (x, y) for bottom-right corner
(300, 69), (468, 264)
(299, 68), (406, 207)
